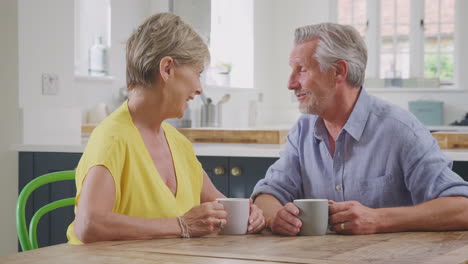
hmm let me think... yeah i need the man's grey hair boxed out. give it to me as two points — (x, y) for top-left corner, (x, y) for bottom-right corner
(294, 23), (367, 88)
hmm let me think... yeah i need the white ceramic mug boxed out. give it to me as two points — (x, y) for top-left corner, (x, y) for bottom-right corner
(293, 199), (329, 236)
(216, 198), (249, 235)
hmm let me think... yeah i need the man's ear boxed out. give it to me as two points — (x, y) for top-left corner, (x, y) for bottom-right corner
(159, 56), (174, 82)
(334, 59), (349, 84)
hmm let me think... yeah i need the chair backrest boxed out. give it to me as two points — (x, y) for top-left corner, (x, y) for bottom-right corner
(16, 170), (75, 251)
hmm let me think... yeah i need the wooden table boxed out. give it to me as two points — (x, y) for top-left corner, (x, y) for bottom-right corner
(2, 232), (468, 264)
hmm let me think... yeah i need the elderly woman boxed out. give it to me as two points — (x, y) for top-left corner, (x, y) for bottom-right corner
(67, 13), (265, 244)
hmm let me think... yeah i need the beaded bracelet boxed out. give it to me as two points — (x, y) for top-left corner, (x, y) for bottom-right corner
(177, 216), (190, 238)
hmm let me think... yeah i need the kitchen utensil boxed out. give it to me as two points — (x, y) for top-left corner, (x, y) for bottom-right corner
(217, 93), (231, 104)
(200, 98), (218, 127)
(199, 93), (208, 105)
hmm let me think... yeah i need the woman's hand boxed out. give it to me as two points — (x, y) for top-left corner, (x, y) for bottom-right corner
(247, 199), (265, 233)
(181, 201), (227, 237)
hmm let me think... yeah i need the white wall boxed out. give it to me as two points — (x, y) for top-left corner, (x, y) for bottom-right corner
(18, 0), (168, 143)
(0, 0), (20, 255)
(76, 0), (154, 117)
(18, 0), (80, 144)
(255, 0), (331, 126)
(19, 0), (76, 109)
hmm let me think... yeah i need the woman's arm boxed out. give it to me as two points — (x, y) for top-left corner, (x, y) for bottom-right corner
(74, 166), (226, 243)
(200, 170), (225, 203)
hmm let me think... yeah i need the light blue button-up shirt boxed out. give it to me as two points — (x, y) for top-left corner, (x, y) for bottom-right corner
(252, 89), (468, 208)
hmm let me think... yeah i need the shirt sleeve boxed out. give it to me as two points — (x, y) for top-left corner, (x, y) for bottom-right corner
(401, 125), (468, 204)
(251, 122), (304, 205)
(75, 133), (126, 206)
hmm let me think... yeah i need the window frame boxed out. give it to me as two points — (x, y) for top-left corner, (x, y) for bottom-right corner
(331, 0), (459, 89)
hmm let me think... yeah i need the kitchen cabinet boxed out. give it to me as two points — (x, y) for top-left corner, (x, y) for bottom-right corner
(198, 156), (278, 198)
(197, 158), (468, 198)
(18, 152), (81, 250)
(453, 161), (468, 180)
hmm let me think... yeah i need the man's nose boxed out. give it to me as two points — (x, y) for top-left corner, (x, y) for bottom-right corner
(288, 75), (300, 90)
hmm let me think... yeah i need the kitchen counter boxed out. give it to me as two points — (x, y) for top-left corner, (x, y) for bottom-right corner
(10, 143), (468, 161)
(10, 143), (282, 157)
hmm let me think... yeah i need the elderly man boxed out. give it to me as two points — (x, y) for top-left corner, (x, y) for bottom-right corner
(252, 23), (468, 235)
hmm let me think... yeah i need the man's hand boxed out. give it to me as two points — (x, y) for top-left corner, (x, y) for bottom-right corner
(247, 199), (265, 233)
(328, 200), (382, 235)
(268, 203), (302, 236)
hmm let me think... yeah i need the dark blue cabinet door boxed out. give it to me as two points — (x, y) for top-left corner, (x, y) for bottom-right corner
(197, 156), (229, 197)
(19, 152), (81, 249)
(34, 152), (81, 248)
(229, 157), (278, 198)
(453, 161), (468, 181)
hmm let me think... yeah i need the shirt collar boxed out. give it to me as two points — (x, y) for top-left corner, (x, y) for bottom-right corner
(342, 88), (371, 141)
(313, 116), (327, 142)
(313, 88), (371, 142)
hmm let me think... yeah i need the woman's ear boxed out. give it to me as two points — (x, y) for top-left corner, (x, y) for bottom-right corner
(335, 59), (349, 84)
(159, 56), (174, 82)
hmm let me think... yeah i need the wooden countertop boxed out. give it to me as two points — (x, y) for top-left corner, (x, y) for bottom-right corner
(3, 231), (468, 264)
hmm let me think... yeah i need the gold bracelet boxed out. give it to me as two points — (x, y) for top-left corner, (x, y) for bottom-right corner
(177, 216), (190, 238)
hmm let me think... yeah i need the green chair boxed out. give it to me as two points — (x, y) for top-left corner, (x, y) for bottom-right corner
(16, 170), (76, 251)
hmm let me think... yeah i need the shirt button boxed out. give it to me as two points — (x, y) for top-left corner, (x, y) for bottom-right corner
(335, 185), (342, 191)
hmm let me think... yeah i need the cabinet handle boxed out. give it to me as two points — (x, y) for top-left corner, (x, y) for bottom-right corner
(230, 167), (242, 177)
(214, 166), (225, 176)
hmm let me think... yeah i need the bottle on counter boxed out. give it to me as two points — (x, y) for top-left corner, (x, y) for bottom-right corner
(88, 36), (108, 76)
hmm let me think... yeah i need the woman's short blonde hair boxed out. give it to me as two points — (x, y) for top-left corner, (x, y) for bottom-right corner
(126, 13), (210, 90)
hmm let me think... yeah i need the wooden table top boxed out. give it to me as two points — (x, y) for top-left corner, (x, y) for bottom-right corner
(2, 231), (468, 264)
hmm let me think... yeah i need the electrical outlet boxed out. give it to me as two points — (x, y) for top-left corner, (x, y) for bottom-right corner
(42, 73), (59, 95)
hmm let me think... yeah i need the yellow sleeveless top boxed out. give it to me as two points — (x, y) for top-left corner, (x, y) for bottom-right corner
(66, 101), (203, 244)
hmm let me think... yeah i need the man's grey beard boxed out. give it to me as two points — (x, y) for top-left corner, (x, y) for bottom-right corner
(298, 93), (323, 115)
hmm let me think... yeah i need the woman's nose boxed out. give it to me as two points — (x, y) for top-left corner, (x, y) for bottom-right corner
(195, 85), (203, 95)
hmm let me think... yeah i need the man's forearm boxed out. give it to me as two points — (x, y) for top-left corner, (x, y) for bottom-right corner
(254, 194), (283, 226)
(378, 196), (468, 233)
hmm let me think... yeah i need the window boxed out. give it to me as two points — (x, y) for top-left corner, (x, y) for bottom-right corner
(337, 0), (367, 37)
(424, 0), (455, 82)
(206, 0), (253, 88)
(335, 0), (457, 88)
(173, 0), (254, 89)
(380, 0), (410, 79)
(74, 0), (111, 77)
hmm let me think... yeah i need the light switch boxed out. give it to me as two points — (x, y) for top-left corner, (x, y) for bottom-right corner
(42, 73), (59, 95)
